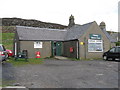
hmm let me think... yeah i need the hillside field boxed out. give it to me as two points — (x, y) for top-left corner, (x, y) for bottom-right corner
(2, 33), (15, 50)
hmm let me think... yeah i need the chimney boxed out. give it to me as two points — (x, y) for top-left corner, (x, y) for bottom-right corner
(99, 21), (106, 30)
(68, 14), (75, 27)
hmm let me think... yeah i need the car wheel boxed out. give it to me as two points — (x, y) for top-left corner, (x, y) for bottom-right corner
(103, 55), (108, 60)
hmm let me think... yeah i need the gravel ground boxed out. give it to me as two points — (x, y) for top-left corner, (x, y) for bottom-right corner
(2, 59), (119, 88)
(0, 63), (2, 86)
(2, 62), (16, 86)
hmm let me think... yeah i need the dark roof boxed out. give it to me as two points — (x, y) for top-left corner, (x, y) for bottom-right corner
(65, 22), (93, 40)
(16, 22), (93, 41)
(16, 26), (67, 41)
(16, 21), (116, 42)
(101, 29), (117, 42)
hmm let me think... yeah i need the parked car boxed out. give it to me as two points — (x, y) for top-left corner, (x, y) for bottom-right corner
(6, 49), (13, 57)
(103, 46), (120, 61)
(0, 44), (8, 62)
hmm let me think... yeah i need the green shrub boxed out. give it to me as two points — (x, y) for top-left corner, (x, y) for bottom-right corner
(116, 42), (120, 46)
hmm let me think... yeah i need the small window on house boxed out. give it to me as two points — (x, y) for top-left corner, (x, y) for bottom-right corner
(34, 41), (42, 48)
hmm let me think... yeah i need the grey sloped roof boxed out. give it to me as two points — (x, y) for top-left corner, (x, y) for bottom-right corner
(65, 22), (93, 40)
(16, 22), (93, 41)
(109, 33), (119, 42)
(16, 21), (116, 42)
(102, 29), (117, 42)
(16, 26), (67, 41)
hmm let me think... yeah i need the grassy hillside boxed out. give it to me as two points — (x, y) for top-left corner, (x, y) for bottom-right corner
(2, 33), (15, 50)
(2, 18), (67, 33)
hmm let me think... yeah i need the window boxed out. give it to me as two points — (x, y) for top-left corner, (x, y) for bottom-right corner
(117, 47), (120, 52)
(115, 47), (120, 53)
(88, 39), (103, 52)
(0, 45), (6, 51)
(34, 42), (42, 48)
(109, 48), (115, 53)
(0, 46), (3, 51)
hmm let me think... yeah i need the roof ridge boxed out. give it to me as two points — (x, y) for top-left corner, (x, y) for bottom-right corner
(81, 21), (94, 26)
(73, 21), (94, 27)
(16, 26), (67, 31)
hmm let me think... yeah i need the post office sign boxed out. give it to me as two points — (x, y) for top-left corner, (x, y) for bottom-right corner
(89, 34), (101, 40)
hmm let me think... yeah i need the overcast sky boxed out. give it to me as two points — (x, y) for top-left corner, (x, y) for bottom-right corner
(0, 0), (119, 32)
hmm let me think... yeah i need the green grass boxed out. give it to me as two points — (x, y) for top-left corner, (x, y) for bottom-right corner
(2, 80), (16, 87)
(6, 57), (43, 66)
(67, 57), (80, 61)
(2, 33), (15, 50)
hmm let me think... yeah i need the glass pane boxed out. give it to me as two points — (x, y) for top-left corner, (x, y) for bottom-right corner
(116, 47), (120, 52)
(0, 46), (2, 51)
(109, 48), (115, 52)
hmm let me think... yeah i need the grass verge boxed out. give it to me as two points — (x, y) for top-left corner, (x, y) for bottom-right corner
(2, 80), (16, 87)
(6, 57), (43, 66)
(71, 58), (80, 61)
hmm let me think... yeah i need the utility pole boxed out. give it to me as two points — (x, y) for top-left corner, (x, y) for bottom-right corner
(84, 37), (86, 59)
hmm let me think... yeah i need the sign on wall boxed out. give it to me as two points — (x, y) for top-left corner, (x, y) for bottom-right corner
(89, 34), (101, 40)
(80, 42), (84, 45)
(34, 42), (42, 48)
(88, 39), (103, 52)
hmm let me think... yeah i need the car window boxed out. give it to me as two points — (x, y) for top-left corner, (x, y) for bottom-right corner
(0, 46), (3, 51)
(109, 48), (115, 53)
(0, 45), (6, 51)
(116, 47), (120, 53)
(2, 45), (6, 51)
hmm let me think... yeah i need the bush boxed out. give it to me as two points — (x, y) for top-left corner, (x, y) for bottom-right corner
(115, 42), (120, 46)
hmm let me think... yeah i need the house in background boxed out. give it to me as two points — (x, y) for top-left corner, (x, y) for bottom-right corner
(102, 22), (119, 44)
(109, 32), (119, 42)
(14, 15), (116, 59)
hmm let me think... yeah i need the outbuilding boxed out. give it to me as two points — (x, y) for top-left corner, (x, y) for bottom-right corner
(14, 15), (116, 59)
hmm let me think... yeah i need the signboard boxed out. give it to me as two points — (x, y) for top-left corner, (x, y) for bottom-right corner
(34, 42), (42, 48)
(88, 39), (103, 52)
(89, 34), (101, 40)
